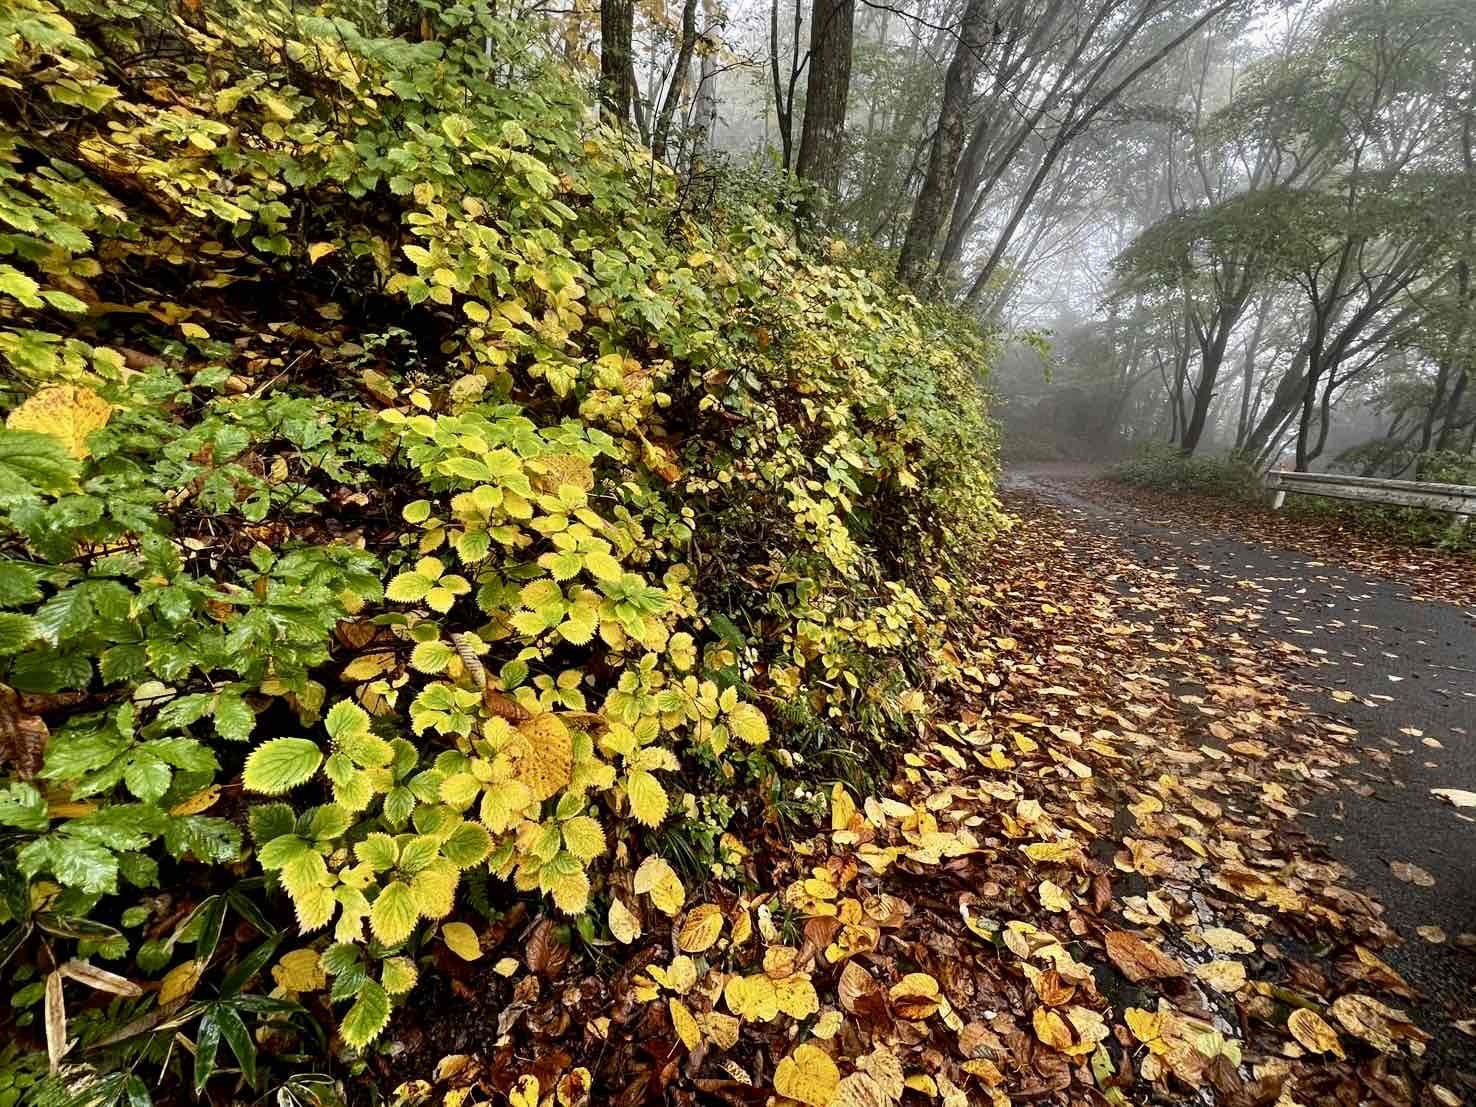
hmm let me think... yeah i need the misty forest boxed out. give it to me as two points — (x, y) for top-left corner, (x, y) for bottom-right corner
(2, 0), (1476, 1106)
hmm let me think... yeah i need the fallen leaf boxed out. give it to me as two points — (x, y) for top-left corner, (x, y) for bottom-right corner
(773, 1043), (840, 1107)
(1104, 930), (1186, 982)
(608, 897), (641, 944)
(1287, 1008), (1344, 1058)
(1389, 860), (1435, 887)
(1193, 959), (1247, 993)
(677, 903), (724, 952)
(1431, 788), (1476, 809)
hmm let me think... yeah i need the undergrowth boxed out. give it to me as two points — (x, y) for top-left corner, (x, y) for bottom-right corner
(1108, 444), (1262, 500)
(0, 0), (1001, 1099)
(1110, 445), (1475, 554)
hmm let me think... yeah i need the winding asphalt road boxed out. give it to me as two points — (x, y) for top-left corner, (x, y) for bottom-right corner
(1005, 464), (1476, 1070)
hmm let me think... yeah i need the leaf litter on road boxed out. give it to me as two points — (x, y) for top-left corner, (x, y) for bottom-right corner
(388, 489), (1470, 1107)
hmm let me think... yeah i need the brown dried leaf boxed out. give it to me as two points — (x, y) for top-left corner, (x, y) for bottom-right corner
(1104, 930), (1185, 983)
(0, 684), (49, 780)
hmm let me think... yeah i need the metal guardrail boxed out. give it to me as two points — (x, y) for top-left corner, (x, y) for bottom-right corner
(1265, 470), (1476, 526)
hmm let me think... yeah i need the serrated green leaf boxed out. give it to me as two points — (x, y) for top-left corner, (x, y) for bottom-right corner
(369, 880), (419, 945)
(339, 979), (390, 1049)
(243, 738), (323, 795)
(213, 693), (255, 741)
(0, 613), (40, 655)
(355, 832), (399, 871)
(440, 820), (492, 868)
(410, 640), (455, 673)
(248, 803), (296, 845)
(396, 834), (441, 874)
(325, 700), (370, 743)
(385, 572), (433, 603)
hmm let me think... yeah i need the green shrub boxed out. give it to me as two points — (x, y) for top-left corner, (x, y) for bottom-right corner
(0, 0), (1000, 1093)
(1109, 443), (1262, 500)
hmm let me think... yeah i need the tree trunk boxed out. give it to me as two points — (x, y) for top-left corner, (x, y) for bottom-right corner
(895, 0), (991, 287)
(652, 0), (701, 160)
(1234, 292), (1272, 449)
(794, 0), (855, 200)
(693, 43), (718, 158)
(600, 0), (637, 128)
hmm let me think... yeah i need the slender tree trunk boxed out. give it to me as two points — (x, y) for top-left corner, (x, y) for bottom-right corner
(895, 0), (991, 287)
(1180, 322), (1233, 455)
(653, 0), (701, 160)
(693, 38), (718, 158)
(600, 0), (637, 127)
(1235, 291), (1272, 450)
(1244, 344), (1310, 461)
(794, 0), (855, 200)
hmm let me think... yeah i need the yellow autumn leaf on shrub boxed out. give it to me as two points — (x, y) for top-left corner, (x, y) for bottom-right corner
(633, 855), (684, 915)
(726, 701), (769, 745)
(773, 1043), (840, 1107)
(627, 769), (668, 827)
(677, 903), (723, 952)
(7, 385), (112, 458)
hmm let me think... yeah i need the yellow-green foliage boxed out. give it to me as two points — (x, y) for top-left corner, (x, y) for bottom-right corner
(0, 0), (1000, 1061)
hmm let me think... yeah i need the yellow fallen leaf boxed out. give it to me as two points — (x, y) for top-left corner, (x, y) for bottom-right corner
(775, 973), (820, 1019)
(702, 1010), (740, 1050)
(608, 896), (641, 943)
(677, 903), (723, 953)
(1198, 926), (1255, 955)
(668, 997), (700, 1051)
(441, 921), (481, 960)
(308, 241), (339, 264)
(159, 959), (203, 1006)
(724, 973), (779, 1022)
(773, 1043), (840, 1107)
(1193, 959), (1246, 994)
(633, 855), (685, 916)
(651, 954), (698, 994)
(830, 781), (857, 832)
(1287, 1007), (1344, 1058)
(271, 949), (325, 994)
(168, 785), (221, 816)
(7, 384), (112, 459)
(1033, 1006), (1074, 1051)
(888, 972), (940, 1019)
(812, 1009), (843, 1039)
(1038, 879), (1071, 912)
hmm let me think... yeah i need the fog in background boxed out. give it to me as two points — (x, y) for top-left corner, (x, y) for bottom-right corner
(597, 0), (1473, 477)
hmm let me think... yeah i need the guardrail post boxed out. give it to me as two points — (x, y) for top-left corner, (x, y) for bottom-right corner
(1270, 489), (1285, 510)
